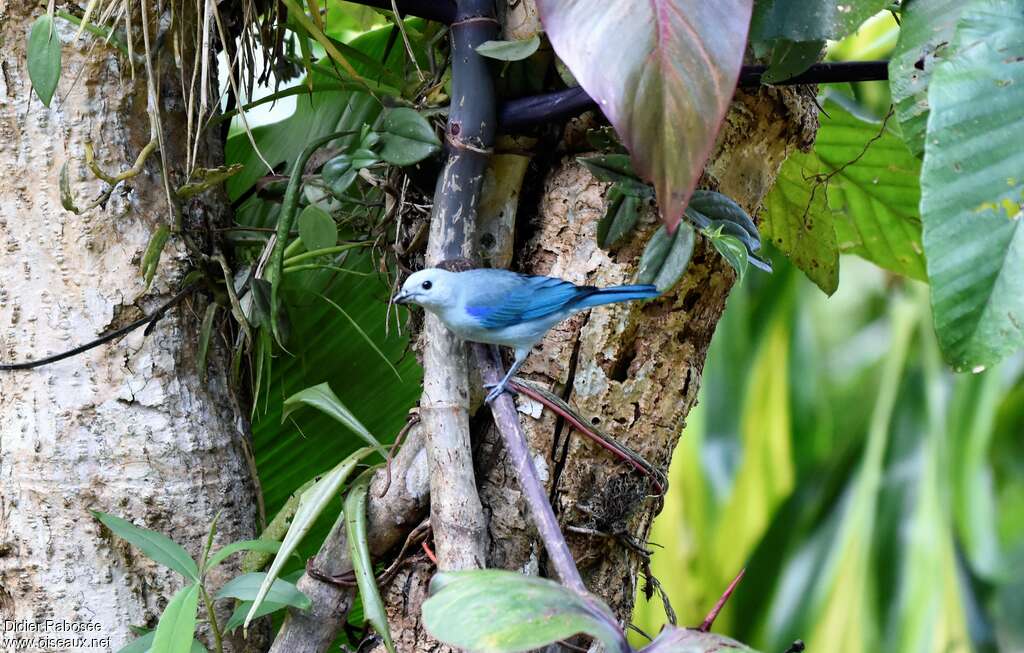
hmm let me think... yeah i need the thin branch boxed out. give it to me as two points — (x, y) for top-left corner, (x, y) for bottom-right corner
(473, 344), (587, 593)
(697, 567), (746, 633)
(0, 284), (197, 371)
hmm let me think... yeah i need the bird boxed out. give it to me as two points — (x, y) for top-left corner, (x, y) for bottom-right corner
(392, 267), (660, 403)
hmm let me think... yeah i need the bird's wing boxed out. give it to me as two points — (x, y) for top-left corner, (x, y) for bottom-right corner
(463, 273), (584, 329)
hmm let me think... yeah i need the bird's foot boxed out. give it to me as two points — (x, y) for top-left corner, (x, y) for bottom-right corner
(483, 381), (518, 404)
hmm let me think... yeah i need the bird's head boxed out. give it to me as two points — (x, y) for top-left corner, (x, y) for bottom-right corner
(392, 268), (457, 311)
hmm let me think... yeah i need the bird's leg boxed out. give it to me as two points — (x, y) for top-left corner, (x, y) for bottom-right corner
(484, 347), (529, 403)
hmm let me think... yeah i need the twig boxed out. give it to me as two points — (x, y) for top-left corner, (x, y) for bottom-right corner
(473, 344), (587, 593)
(0, 284), (197, 371)
(509, 379), (666, 495)
(84, 138), (158, 185)
(697, 567), (746, 633)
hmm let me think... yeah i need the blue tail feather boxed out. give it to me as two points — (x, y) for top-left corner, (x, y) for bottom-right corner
(573, 284), (660, 310)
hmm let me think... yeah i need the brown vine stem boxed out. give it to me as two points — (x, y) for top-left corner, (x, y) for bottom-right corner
(473, 344), (587, 593)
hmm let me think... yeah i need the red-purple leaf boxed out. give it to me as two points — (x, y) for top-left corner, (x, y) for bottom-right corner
(536, 0), (753, 232)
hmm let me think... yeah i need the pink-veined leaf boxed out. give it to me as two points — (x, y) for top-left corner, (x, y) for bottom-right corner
(536, 0), (753, 232)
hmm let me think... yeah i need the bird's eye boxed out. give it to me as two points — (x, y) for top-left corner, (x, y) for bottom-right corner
(421, 280), (433, 290)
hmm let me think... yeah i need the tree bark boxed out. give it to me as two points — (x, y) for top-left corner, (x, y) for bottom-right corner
(378, 87), (818, 650)
(0, 1), (259, 650)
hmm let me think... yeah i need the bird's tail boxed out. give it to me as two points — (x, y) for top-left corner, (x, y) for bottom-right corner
(574, 284), (660, 310)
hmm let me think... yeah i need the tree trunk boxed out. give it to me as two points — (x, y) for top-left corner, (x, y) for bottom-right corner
(377, 88), (818, 649)
(0, 2), (259, 650)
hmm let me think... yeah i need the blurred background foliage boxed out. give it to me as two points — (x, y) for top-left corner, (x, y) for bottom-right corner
(223, 5), (1024, 651)
(633, 14), (1024, 653)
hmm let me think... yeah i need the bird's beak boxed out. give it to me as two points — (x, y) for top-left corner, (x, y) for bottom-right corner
(392, 289), (411, 304)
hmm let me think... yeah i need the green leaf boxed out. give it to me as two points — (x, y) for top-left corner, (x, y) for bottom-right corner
(216, 572), (310, 609)
(816, 106), (927, 281)
(345, 469), (394, 653)
(140, 225), (171, 290)
(423, 570), (630, 653)
(538, 0), (753, 232)
(687, 190), (762, 255)
(115, 631), (155, 653)
(377, 108), (441, 166)
(888, 0), (964, 157)
(297, 205), (338, 252)
(243, 447), (374, 628)
(750, 0), (891, 43)
(597, 186), (644, 249)
(640, 626), (758, 652)
(282, 382), (385, 453)
(761, 149), (840, 294)
(708, 232), (749, 283)
(224, 599), (290, 633)
(151, 584), (200, 653)
(116, 629), (207, 653)
(92, 511), (199, 581)
(204, 539), (281, 572)
(59, 161), (80, 213)
(581, 155), (651, 196)
(636, 223), (696, 292)
(321, 155), (358, 196)
(476, 35), (541, 61)
(920, 0), (1024, 370)
(761, 39), (825, 84)
(27, 14), (62, 107)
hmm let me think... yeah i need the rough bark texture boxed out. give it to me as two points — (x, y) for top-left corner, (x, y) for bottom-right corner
(380, 87), (818, 650)
(0, 2), (259, 650)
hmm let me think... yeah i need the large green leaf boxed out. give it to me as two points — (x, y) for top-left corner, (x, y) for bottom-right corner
(345, 469), (394, 653)
(376, 108), (441, 166)
(763, 102), (927, 291)
(216, 572), (310, 610)
(27, 14), (62, 107)
(151, 584), (200, 653)
(750, 0), (890, 43)
(761, 149), (840, 294)
(920, 0), (1024, 370)
(888, 0), (965, 157)
(423, 570), (630, 653)
(243, 447), (373, 627)
(204, 539), (281, 572)
(818, 106), (926, 281)
(282, 382), (385, 454)
(536, 0), (753, 232)
(92, 511), (199, 581)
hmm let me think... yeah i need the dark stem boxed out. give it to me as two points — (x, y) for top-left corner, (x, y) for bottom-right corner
(738, 60), (889, 86)
(474, 344), (587, 593)
(0, 283), (197, 371)
(498, 61), (890, 130)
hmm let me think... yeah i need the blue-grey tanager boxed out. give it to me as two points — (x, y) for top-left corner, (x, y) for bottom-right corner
(393, 268), (660, 403)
